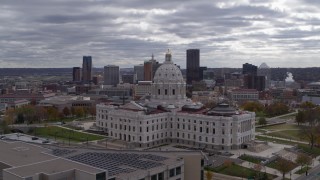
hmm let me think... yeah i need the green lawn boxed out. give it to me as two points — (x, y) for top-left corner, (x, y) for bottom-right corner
(267, 130), (308, 142)
(266, 158), (298, 172)
(205, 164), (276, 179)
(295, 166), (309, 174)
(259, 124), (300, 130)
(256, 135), (297, 145)
(239, 155), (264, 164)
(278, 114), (297, 120)
(256, 135), (320, 156)
(32, 126), (105, 142)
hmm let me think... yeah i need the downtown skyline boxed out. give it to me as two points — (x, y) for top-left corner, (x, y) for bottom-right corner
(1, 0), (320, 68)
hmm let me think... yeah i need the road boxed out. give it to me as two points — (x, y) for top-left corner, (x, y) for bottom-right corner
(296, 164), (320, 180)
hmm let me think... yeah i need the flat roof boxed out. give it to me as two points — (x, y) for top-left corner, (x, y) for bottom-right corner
(0, 140), (55, 167)
(6, 158), (104, 177)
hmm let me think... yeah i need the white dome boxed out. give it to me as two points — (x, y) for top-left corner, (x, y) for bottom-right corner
(153, 63), (184, 83)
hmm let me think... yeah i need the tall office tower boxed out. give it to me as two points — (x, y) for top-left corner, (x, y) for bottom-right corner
(134, 64), (144, 82)
(258, 63), (271, 88)
(144, 54), (161, 81)
(72, 67), (81, 82)
(82, 56), (92, 83)
(104, 65), (119, 86)
(242, 63), (257, 76)
(243, 63), (265, 91)
(186, 49), (200, 84)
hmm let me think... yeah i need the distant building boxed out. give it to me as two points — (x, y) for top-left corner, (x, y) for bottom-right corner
(230, 89), (259, 102)
(134, 64), (144, 82)
(72, 67), (81, 82)
(134, 81), (152, 99)
(92, 76), (98, 85)
(144, 54), (161, 81)
(104, 65), (119, 86)
(243, 63), (257, 76)
(203, 69), (215, 80)
(122, 74), (136, 84)
(186, 49), (200, 84)
(82, 56), (92, 83)
(302, 94), (320, 105)
(0, 92), (55, 104)
(243, 63), (265, 91)
(258, 63), (271, 88)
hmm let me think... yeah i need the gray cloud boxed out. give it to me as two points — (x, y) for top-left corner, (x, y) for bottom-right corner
(0, 0), (319, 68)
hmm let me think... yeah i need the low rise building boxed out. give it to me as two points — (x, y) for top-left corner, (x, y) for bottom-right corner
(230, 89), (259, 102)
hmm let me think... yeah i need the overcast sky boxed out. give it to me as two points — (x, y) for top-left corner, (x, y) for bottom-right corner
(1, 0), (320, 68)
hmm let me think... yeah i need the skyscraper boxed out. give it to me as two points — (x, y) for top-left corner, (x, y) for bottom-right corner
(82, 56), (92, 83)
(104, 65), (119, 86)
(144, 54), (161, 81)
(72, 67), (81, 82)
(186, 49), (200, 84)
(134, 64), (144, 82)
(242, 63), (257, 76)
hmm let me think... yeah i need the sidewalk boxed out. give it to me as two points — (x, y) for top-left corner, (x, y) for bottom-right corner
(240, 161), (300, 179)
(258, 134), (309, 145)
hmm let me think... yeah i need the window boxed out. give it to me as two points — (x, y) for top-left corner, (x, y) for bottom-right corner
(222, 138), (224, 144)
(177, 123), (180, 129)
(199, 136), (202, 141)
(200, 127), (202, 133)
(173, 89), (175, 95)
(222, 129), (225, 135)
(176, 167), (181, 175)
(169, 169), (175, 177)
(212, 138), (215, 143)
(213, 128), (215, 134)
(158, 172), (164, 180)
(151, 174), (157, 180)
(206, 128), (209, 133)
(165, 89), (168, 95)
(158, 89), (160, 95)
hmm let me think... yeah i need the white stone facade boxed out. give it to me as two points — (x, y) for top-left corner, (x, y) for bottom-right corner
(96, 104), (255, 150)
(96, 50), (255, 150)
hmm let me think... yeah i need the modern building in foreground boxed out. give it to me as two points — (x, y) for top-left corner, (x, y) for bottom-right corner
(96, 50), (255, 150)
(0, 140), (203, 180)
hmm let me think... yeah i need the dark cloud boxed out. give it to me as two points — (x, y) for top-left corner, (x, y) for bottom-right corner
(0, 0), (319, 68)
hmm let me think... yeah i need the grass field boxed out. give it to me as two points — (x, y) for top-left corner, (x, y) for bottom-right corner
(256, 135), (320, 156)
(266, 158), (298, 172)
(33, 126), (105, 142)
(205, 164), (277, 179)
(259, 124), (300, 130)
(267, 130), (307, 142)
(239, 155), (264, 164)
(295, 166), (309, 174)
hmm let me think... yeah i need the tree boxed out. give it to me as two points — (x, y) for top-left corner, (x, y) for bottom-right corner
(300, 108), (320, 149)
(62, 107), (70, 117)
(90, 106), (96, 119)
(277, 158), (295, 179)
(0, 120), (10, 134)
(47, 107), (59, 121)
(296, 153), (312, 172)
(74, 107), (85, 118)
(295, 110), (306, 126)
(265, 102), (289, 117)
(258, 117), (267, 125)
(4, 108), (15, 125)
(70, 107), (76, 116)
(300, 101), (316, 109)
(241, 101), (265, 113)
(205, 170), (213, 180)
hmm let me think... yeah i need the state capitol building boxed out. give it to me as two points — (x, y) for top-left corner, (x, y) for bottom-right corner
(96, 50), (255, 150)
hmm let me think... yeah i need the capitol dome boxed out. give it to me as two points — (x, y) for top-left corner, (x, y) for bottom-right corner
(151, 50), (186, 101)
(153, 61), (184, 83)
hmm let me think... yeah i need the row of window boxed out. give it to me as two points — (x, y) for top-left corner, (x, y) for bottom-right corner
(109, 131), (231, 144)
